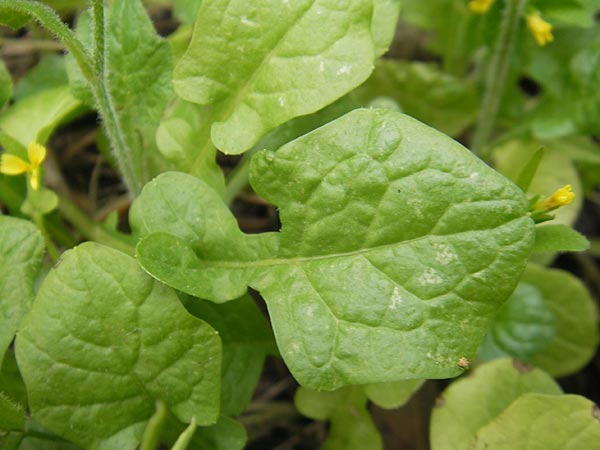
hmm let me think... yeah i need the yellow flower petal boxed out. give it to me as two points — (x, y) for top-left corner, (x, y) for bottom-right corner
(535, 184), (575, 210)
(469, 0), (494, 14)
(527, 12), (553, 47)
(27, 142), (47, 168)
(29, 168), (41, 190)
(0, 154), (30, 175)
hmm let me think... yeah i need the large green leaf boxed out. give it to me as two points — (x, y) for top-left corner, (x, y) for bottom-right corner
(430, 358), (563, 450)
(0, 216), (44, 363)
(174, 0), (400, 154)
(471, 394), (600, 450)
(15, 243), (221, 450)
(295, 386), (382, 450)
(136, 109), (535, 389)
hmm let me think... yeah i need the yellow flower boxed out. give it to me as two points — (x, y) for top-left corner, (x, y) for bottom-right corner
(469, 0), (495, 14)
(527, 12), (553, 46)
(535, 184), (575, 210)
(0, 142), (47, 190)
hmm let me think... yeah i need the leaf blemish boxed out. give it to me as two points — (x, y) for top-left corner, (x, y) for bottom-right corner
(433, 242), (456, 265)
(389, 286), (403, 309)
(418, 268), (442, 285)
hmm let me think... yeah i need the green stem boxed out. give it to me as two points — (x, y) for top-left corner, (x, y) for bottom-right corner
(57, 194), (136, 255)
(471, 0), (527, 158)
(0, 0), (94, 82)
(171, 417), (197, 450)
(89, 0), (141, 196)
(33, 214), (59, 260)
(224, 146), (260, 206)
(140, 401), (168, 450)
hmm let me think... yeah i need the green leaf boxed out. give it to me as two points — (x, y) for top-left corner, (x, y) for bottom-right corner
(0, 216), (44, 363)
(0, 59), (12, 109)
(136, 109), (535, 389)
(355, 60), (479, 136)
(523, 27), (600, 139)
(295, 386), (382, 450)
(181, 294), (276, 416)
(534, 224), (589, 252)
(0, 85), (84, 146)
(430, 358), (563, 450)
(13, 54), (68, 101)
(519, 264), (599, 376)
(364, 379), (424, 409)
(174, 0), (399, 154)
(173, 0), (203, 24)
(155, 100), (225, 194)
(479, 283), (556, 362)
(471, 393), (600, 450)
(515, 148), (544, 192)
(0, 392), (24, 432)
(15, 243), (221, 450)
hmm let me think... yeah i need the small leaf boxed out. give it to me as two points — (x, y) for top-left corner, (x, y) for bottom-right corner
(174, 0), (399, 154)
(136, 109), (535, 389)
(479, 283), (556, 362)
(15, 243), (221, 449)
(430, 358), (563, 450)
(364, 379), (424, 409)
(519, 264), (599, 376)
(515, 148), (544, 192)
(0, 392), (24, 431)
(471, 394), (600, 450)
(0, 216), (45, 362)
(0, 85), (84, 146)
(534, 224), (590, 252)
(13, 54), (68, 101)
(295, 386), (382, 450)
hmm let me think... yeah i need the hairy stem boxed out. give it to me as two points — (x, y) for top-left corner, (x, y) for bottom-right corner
(471, 0), (527, 159)
(0, 0), (94, 82)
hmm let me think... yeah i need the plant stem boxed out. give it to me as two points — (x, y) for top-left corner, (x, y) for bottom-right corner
(471, 0), (527, 159)
(33, 214), (59, 260)
(140, 401), (168, 450)
(171, 417), (197, 450)
(224, 147), (260, 206)
(0, 0), (94, 82)
(57, 194), (136, 255)
(89, 0), (141, 196)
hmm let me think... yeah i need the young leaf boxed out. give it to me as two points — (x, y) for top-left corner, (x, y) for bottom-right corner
(479, 282), (556, 362)
(136, 109), (535, 389)
(15, 243), (221, 450)
(430, 358), (563, 450)
(534, 224), (590, 252)
(519, 264), (599, 376)
(174, 0), (400, 154)
(364, 379), (424, 409)
(515, 148), (544, 192)
(0, 216), (44, 363)
(0, 85), (84, 146)
(471, 394), (600, 450)
(295, 386), (383, 450)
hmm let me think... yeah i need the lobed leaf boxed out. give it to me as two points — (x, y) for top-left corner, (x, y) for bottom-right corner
(136, 109), (535, 389)
(174, 0), (400, 154)
(15, 243), (221, 450)
(0, 216), (44, 363)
